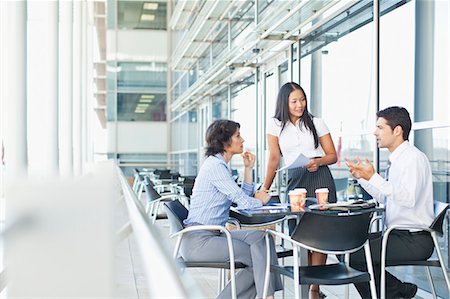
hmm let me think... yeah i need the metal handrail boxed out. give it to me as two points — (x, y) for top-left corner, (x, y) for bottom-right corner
(116, 166), (194, 298)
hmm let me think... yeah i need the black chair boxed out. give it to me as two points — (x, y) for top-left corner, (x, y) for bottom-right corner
(164, 200), (246, 299)
(229, 195), (293, 258)
(263, 211), (377, 299)
(380, 200), (450, 299)
(143, 177), (180, 223)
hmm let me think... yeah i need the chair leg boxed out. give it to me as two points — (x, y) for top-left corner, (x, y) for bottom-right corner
(218, 268), (224, 292)
(364, 243), (378, 299)
(431, 233), (450, 296)
(152, 201), (161, 224)
(425, 266), (437, 299)
(344, 253), (350, 299)
(293, 244), (300, 299)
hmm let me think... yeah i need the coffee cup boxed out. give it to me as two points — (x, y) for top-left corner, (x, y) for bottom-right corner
(289, 188), (307, 211)
(315, 188), (329, 205)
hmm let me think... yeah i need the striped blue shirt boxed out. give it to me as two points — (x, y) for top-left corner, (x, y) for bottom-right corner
(184, 153), (263, 227)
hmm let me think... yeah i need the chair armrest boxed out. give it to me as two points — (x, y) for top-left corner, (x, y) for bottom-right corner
(227, 217), (241, 228)
(380, 223), (433, 299)
(369, 215), (384, 232)
(156, 194), (179, 201)
(169, 224), (239, 298)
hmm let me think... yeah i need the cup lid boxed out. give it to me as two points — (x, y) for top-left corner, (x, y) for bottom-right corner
(289, 189), (305, 195)
(315, 188), (329, 193)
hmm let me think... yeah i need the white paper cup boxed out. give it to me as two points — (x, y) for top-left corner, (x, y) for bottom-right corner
(315, 188), (329, 205)
(289, 188), (307, 209)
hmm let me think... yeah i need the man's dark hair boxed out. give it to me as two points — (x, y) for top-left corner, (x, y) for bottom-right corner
(205, 119), (240, 156)
(376, 106), (412, 141)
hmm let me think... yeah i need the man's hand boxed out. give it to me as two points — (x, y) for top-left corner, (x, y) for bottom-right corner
(242, 150), (255, 168)
(345, 157), (375, 181)
(254, 189), (271, 205)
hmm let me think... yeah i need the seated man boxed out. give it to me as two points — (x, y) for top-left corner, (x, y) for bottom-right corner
(346, 106), (434, 299)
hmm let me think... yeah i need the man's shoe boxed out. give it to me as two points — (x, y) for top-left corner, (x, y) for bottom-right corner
(400, 282), (418, 299)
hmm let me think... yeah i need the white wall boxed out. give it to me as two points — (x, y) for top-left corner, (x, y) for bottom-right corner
(107, 29), (167, 62)
(107, 121), (167, 154)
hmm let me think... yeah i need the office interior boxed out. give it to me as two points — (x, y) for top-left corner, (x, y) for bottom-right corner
(0, 0), (449, 298)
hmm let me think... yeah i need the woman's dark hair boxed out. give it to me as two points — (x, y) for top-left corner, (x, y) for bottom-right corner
(205, 119), (240, 156)
(376, 106), (411, 141)
(274, 82), (319, 148)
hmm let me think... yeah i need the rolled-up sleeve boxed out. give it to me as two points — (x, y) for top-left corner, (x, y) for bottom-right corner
(241, 182), (255, 196)
(210, 164), (262, 209)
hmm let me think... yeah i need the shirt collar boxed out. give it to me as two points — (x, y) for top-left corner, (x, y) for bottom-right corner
(214, 153), (225, 162)
(389, 141), (410, 163)
(214, 153), (231, 171)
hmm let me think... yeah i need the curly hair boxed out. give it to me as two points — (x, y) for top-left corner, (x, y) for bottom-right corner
(205, 120), (240, 156)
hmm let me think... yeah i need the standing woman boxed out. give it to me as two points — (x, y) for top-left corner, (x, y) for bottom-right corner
(262, 82), (337, 299)
(181, 119), (283, 299)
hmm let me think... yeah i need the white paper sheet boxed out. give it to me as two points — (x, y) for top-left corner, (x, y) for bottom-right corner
(276, 153), (311, 172)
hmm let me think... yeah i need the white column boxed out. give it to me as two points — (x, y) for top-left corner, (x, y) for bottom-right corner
(85, 1), (94, 164)
(27, 1), (59, 176)
(73, 0), (82, 176)
(81, 0), (87, 171)
(4, 0), (28, 178)
(59, 0), (74, 177)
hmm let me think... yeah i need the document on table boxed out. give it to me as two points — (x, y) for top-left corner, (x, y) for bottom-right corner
(276, 153), (311, 172)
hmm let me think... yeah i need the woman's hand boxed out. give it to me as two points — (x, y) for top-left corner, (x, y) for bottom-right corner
(241, 150), (255, 168)
(254, 190), (271, 204)
(305, 158), (319, 172)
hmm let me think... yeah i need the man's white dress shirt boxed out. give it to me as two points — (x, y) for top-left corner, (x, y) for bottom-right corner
(358, 141), (434, 229)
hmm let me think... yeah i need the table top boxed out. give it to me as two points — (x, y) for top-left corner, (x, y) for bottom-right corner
(231, 199), (382, 218)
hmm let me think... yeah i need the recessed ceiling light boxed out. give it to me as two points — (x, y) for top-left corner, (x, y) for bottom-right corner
(135, 110), (146, 114)
(139, 99), (153, 103)
(137, 103), (149, 107)
(141, 94), (155, 99)
(140, 14), (155, 21)
(143, 2), (158, 10)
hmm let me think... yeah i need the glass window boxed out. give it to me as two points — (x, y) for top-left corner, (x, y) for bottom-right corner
(231, 84), (257, 175)
(413, 127), (450, 203)
(117, 62), (166, 92)
(117, 1), (167, 30)
(433, 0), (449, 123)
(379, 1), (414, 112)
(117, 93), (166, 121)
(265, 72), (277, 123)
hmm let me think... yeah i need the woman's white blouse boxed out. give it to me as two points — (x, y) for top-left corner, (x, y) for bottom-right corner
(266, 117), (330, 165)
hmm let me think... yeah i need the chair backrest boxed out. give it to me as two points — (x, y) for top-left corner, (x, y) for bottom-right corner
(170, 172), (181, 180)
(181, 176), (196, 185)
(291, 211), (372, 252)
(164, 200), (189, 234)
(430, 200), (449, 236)
(154, 169), (170, 175)
(143, 176), (161, 201)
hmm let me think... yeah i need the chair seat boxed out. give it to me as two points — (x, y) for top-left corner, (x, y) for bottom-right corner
(176, 257), (246, 269)
(271, 262), (371, 285)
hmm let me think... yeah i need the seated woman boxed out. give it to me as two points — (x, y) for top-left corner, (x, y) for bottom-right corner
(181, 119), (283, 299)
